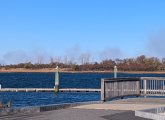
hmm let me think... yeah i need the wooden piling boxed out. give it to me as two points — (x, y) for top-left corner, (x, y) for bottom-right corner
(54, 66), (59, 93)
(101, 79), (105, 101)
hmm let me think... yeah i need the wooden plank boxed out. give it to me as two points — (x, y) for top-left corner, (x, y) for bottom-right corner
(60, 88), (100, 92)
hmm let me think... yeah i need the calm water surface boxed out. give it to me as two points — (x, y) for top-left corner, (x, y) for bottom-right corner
(0, 72), (165, 108)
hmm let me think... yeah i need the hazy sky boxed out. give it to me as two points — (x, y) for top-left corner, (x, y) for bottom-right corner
(0, 0), (165, 64)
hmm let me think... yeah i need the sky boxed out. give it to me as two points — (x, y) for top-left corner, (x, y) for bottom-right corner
(0, 0), (165, 64)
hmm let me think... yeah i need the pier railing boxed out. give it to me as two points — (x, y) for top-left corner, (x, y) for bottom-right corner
(101, 78), (140, 101)
(101, 77), (165, 101)
(140, 77), (165, 96)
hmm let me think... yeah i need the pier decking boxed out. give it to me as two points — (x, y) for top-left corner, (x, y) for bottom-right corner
(0, 88), (101, 92)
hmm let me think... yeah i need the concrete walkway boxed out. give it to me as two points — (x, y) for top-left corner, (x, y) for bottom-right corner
(0, 108), (148, 120)
(75, 98), (165, 111)
(0, 98), (164, 120)
(74, 103), (165, 111)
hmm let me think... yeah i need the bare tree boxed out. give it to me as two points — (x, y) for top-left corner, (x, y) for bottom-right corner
(49, 57), (54, 64)
(53, 56), (62, 64)
(37, 55), (44, 64)
(79, 53), (91, 65)
(63, 56), (68, 64)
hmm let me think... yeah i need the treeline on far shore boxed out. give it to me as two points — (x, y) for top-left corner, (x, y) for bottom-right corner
(1, 55), (165, 71)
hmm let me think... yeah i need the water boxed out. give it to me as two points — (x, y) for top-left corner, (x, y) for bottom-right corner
(0, 72), (165, 108)
(0, 92), (100, 108)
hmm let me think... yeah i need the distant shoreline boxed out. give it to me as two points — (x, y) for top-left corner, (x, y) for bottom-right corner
(0, 68), (165, 74)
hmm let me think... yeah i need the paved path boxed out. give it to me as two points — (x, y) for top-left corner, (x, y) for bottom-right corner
(1, 98), (163, 120)
(110, 98), (165, 105)
(75, 98), (165, 111)
(0, 108), (148, 120)
(74, 103), (165, 111)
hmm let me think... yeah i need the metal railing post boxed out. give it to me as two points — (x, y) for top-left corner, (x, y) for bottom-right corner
(101, 78), (105, 101)
(144, 79), (147, 98)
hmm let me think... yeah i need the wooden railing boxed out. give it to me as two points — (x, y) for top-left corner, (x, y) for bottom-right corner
(101, 77), (165, 101)
(101, 78), (140, 101)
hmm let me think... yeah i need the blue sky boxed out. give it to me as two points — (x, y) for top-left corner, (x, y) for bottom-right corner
(0, 0), (165, 64)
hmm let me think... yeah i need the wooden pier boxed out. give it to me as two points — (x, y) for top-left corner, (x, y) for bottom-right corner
(0, 88), (101, 92)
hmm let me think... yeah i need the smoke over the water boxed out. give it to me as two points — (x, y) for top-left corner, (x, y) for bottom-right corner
(1, 50), (50, 65)
(99, 47), (124, 60)
(3, 51), (29, 64)
(148, 32), (165, 58)
(64, 45), (81, 63)
(0, 46), (125, 65)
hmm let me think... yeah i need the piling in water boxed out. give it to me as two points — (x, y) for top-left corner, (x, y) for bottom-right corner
(114, 65), (117, 78)
(54, 66), (59, 93)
